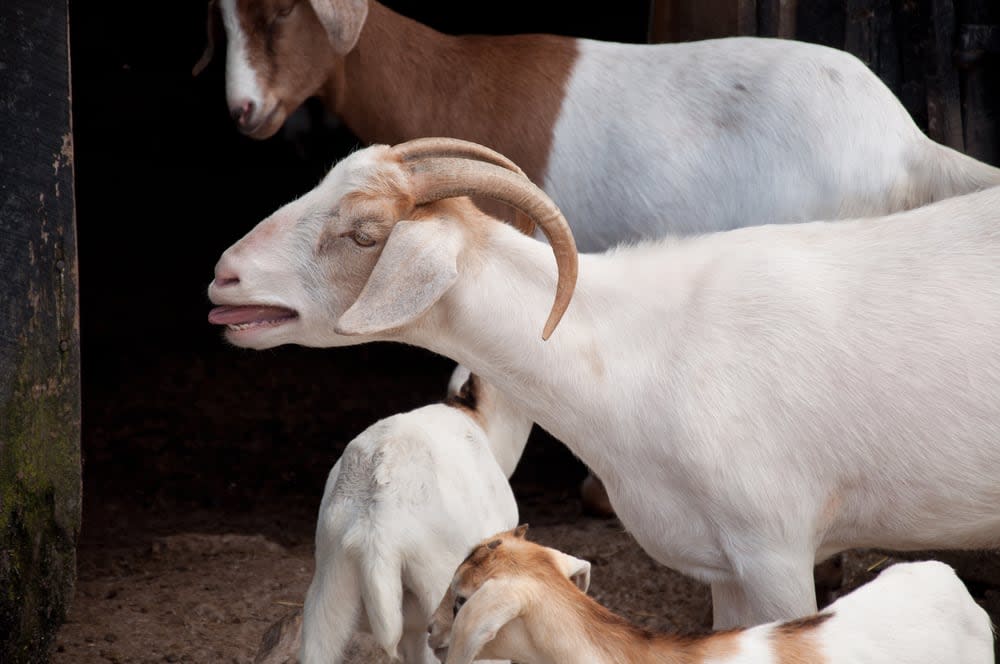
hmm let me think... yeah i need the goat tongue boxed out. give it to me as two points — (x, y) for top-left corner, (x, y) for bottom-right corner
(208, 305), (297, 326)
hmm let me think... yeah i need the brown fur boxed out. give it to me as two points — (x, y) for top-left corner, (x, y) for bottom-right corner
(443, 373), (481, 421)
(771, 613), (832, 663)
(340, 3), (578, 184)
(445, 528), (749, 663)
(213, 1), (578, 184)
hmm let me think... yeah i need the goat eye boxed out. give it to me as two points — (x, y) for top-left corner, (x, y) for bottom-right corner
(453, 596), (466, 618)
(352, 230), (377, 248)
(274, 1), (297, 20)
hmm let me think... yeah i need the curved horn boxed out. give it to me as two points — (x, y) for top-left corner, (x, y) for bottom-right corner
(392, 138), (537, 237)
(393, 138), (528, 177)
(405, 157), (578, 340)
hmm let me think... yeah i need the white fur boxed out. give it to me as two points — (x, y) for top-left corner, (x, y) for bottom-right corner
(543, 37), (1000, 251)
(219, 0), (263, 115)
(734, 562), (994, 663)
(299, 377), (527, 663)
(803, 561), (994, 664)
(208, 144), (1000, 628)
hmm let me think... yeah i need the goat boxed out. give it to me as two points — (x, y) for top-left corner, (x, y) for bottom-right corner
(195, 0), (1000, 239)
(428, 527), (994, 664)
(299, 367), (530, 663)
(195, 0), (1000, 515)
(207, 137), (1000, 628)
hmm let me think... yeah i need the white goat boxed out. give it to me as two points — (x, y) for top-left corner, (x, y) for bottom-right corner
(428, 527), (995, 664)
(195, 0), (1000, 513)
(206, 138), (1000, 628)
(300, 367), (530, 663)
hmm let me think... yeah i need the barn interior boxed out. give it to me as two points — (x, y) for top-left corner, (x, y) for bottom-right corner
(49, 0), (1000, 661)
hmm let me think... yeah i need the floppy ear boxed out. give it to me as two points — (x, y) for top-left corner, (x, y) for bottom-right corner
(308, 0), (369, 54)
(335, 220), (462, 337)
(552, 551), (591, 592)
(446, 579), (522, 664)
(192, 0), (219, 76)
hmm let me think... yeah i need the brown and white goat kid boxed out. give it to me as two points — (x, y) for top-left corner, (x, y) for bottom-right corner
(300, 368), (529, 664)
(207, 138), (1000, 629)
(195, 0), (1000, 515)
(428, 527), (994, 664)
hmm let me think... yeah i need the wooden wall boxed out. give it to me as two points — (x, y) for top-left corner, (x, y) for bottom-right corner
(649, 0), (1000, 164)
(0, 1), (82, 661)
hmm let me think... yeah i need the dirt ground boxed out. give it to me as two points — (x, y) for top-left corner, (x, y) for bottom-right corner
(52, 345), (1000, 662)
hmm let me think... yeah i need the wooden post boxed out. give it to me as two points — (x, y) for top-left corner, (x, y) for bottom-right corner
(0, 0), (81, 661)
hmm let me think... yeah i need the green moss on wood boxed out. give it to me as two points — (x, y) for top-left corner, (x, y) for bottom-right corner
(0, 331), (81, 663)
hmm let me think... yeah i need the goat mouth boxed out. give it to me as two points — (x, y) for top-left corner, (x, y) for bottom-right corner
(241, 105), (281, 139)
(208, 305), (298, 332)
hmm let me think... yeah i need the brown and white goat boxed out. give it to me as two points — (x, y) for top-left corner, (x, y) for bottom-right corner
(195, 0), (1000, 246)
(428, 527), (995, 664)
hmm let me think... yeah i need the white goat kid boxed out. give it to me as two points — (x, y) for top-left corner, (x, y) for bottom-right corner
(300, 368), (530, 663)
(428, 527), (995, 664)
(196, 0), (1000, 514)
(207, 138), (1000, 629)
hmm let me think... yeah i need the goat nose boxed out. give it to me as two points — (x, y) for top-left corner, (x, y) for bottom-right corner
(230, 99), (255, 126)
(213, 268), (240, 288)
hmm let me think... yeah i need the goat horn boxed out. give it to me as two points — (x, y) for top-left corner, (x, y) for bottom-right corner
(394, 137), (528, 176)
(392, 138), (537, 237)
(405, 156), (578, 340)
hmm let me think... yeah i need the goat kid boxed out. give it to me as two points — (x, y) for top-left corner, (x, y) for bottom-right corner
(208, 138), (1000, 628)
(299, 368), (530, 663)
(428, 527), (995, 664)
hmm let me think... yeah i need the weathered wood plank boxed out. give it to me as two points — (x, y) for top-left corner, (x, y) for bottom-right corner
(757, 0), (797, 38)
(957, 0), (1000, 164)
(795, 0), (846, 48)
(845, 0), (902, 92)
(647, 0), (749, 42)
(0, 0), (81, 661)
(925, 0), (965, 149)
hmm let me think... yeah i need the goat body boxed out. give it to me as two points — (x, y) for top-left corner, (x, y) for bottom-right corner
(203, 0), (1000, 250)
(429, 529), (994, 664)
(300, 372), (528, 663)
(208, 142), (1000, 628)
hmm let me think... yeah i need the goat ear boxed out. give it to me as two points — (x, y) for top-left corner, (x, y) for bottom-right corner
(552, 551), (591, 592)
(448, 579), (521, 664)
(192, 0), (219, 77)
(335, 220), (461, 337)
(308, 0), (369, 54)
